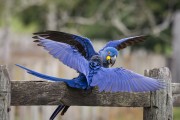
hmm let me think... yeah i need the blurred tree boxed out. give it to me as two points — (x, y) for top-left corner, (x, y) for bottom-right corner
(17, 5), (47, 30)
(0, 0), (13, 63)
(0, 0), (179, 54)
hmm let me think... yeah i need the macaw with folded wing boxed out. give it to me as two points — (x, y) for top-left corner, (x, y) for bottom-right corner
(16, 31), (164, 120)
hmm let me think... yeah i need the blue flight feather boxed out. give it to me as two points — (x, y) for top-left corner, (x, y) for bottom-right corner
(90, 67), (165, 92)
(34, 31), (97, 60)
(37, 36), (89, 76)
(50, 105), (65, 120)
(100, 35), (145, 51)
(50, 105), (66, 120)
(71, 35), (97, 59)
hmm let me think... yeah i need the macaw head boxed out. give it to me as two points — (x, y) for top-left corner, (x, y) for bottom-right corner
(99, 47), (118, 67)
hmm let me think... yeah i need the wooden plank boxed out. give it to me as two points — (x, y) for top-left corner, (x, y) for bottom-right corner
(173, 95), (180, 107)
(11, 81), (150, 107)
(173, 83), (180, 107)
(0, 65), (11, 120)
(172, 83), (180, 107)
(172, 83), (180, 94)
(10, 81), (180, 107)
(143, 67), (173, 120)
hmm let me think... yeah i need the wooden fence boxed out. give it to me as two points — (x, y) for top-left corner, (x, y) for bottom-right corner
(0, 65), (180, 120)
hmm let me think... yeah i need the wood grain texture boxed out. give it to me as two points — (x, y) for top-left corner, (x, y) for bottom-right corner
(173, 83), (180, 107)
(143, 67), (173, 120)
(172, 83), (180, 94)
(11, 81), (151, 107)
(1, 65), (179, 120)
(0, 65), (11, 120)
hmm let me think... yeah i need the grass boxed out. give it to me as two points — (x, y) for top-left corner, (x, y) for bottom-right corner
(174, 107), (180, 120)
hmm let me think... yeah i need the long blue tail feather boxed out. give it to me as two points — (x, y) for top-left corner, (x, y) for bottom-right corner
(61, 106), (70, 115)
(15, 64), (88, 89)
(16, 64), (70, 82)
(50, 105), (65, 120)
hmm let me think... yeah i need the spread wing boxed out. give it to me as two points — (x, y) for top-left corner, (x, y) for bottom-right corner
(33, 31), (97, 60)
(36, 36), (89, 75)
(90, 67), (164, 92)
(100, 35), (146, 52)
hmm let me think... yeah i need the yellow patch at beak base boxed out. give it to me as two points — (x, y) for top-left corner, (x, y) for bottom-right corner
(106, 56), (111, 60)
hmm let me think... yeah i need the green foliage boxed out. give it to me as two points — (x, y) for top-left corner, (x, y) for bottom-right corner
(174, 107), (180, 120)
(48, 0), (81, 11)
(72, 0), (102, 17)
(2, 0), (179, 54)
(10, 17), (39, 33)
(132, 32), (172, 55)
(16, 5), (47, 31)
(146, 0), (171, 24)
(78, 24), (120, 39)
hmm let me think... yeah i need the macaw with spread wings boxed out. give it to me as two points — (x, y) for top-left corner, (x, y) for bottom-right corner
(16, 31), (164, 120)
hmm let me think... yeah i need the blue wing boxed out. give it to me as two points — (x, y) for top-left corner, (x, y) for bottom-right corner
(16, 64), (88, 89)
(90, 67), (165, 92)
(100, 35), (146, 52)
(35, 37), (89, 75)
(33, 31), (97, 60)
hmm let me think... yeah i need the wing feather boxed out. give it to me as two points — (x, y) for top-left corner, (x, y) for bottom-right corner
(91, 67), (164, 92)
(33, 31), (97, 59)
(100, 35), (147, 52)
(37, 37), (89, 75)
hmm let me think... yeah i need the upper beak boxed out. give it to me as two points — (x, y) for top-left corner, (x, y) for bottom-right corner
(110, 55), (116, 66)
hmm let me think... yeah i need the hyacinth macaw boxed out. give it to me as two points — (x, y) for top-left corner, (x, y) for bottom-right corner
(16, 31), (164, 120)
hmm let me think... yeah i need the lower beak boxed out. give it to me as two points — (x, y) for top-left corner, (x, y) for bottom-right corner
(110, 59), (116, 66)
(107, 59), (111, 64)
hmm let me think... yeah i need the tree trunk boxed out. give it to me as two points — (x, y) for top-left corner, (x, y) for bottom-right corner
(46, 3), (57, 30)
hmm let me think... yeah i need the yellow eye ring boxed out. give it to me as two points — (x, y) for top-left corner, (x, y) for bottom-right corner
(106, 56), (111, 60)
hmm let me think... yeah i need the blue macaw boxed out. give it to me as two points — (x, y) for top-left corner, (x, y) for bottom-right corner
(16, 31), (164, 120)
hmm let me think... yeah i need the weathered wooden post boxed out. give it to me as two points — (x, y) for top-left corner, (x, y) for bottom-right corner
(143, 67), (173, 120)
(0, 65), (11, 120)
